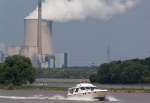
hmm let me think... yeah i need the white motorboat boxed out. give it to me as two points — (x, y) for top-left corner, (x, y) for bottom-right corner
(67, 82), (108, 100)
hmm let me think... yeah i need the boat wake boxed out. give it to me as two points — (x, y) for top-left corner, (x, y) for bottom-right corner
(0, 95), (119, 102)
(105, 96), (120, 102)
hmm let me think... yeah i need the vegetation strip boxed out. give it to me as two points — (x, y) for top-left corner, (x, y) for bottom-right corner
(109, 88), (150, 93)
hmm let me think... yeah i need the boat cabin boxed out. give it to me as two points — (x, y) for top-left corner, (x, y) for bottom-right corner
(68, 83), (96, 95)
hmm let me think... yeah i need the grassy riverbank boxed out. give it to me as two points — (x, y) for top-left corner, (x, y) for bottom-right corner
(109, 88), (150, 93)
(0, 85), (67, 91)
(0, 85), (150, 93)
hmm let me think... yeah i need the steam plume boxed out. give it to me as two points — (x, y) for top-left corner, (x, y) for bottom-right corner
(26, 0), (139, 22)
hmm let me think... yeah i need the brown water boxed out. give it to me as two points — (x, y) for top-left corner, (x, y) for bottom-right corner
(0, 90), (149, 103)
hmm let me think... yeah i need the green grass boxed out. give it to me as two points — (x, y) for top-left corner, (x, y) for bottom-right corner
(109, 88), (150, 93)
(0, 84), (67, 91)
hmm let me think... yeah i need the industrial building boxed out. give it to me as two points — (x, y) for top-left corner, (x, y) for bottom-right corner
(3, 0), (68, 69)
(21, 19), (54, 67)
(20, 0), (68, 68)
(4, 18), (68, 69)
(47, 53), (68, 69)
(20, 18), (68, 68)
(55, 53), (68, 68)
(39, 53), (68, 69)
(0, 43), (6, 63)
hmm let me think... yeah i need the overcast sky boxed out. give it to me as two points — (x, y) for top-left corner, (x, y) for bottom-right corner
(0, 0), (150, 66)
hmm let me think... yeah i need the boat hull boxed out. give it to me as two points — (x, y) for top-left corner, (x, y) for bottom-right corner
(67, 90), (107, 100)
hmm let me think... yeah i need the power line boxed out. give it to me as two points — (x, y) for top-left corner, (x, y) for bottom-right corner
(107, 44), (111, 62)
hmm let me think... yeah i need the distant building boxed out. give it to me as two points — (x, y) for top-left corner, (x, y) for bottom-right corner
(0, 43), (6, 63)
(7, 47), (21, 56)
(0, 51), (5, 63)
(40, 53), (68, 69)
(55, 53), (68, 68)
(3, 44), (68, 69)
(0, 43), (5, 52)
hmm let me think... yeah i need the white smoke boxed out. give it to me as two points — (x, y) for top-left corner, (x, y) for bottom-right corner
(26, 0), (139, 22)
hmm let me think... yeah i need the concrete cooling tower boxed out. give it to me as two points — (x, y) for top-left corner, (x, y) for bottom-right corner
(22, 19), (53, 67)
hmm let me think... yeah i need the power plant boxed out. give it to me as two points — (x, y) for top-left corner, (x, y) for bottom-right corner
(21, 0), (68, 68)
(22, 19), (54, 67)
(1, 0), (68, 69)
(21, 18), (68, 68)
(0, 0), (136, 67)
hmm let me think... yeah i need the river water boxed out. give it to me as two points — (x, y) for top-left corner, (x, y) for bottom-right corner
(0, 90), (149, 103)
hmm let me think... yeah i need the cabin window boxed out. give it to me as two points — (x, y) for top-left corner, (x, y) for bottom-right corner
(75, 88), (79, 92)
(91, 87), (95, 91)
(80, 87), (85, 90)
(86, 87), (90, 90)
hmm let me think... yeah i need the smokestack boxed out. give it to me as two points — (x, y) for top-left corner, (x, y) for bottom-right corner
(37, 0), (42, 55)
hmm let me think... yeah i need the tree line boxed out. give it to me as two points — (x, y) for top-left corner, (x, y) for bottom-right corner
(36, 67), (97, 79)
(90, 57), (150, 84)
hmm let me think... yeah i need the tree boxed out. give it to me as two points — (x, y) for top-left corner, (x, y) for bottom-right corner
(0, 55), (36, 85)
(95, 59), (150, 84)
(0, 63), (5, 83)
(120, 61), (148, 84)
(89, 74), (97, 83)
(97, 63), (111, 83)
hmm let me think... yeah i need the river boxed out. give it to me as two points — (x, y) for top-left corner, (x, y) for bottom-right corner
(0, 90), (149, 103)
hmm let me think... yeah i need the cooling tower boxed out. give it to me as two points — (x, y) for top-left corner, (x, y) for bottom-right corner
(22, 19), (53, 67)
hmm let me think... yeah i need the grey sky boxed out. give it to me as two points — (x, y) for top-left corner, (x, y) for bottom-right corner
(0, 0), (149, 66)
